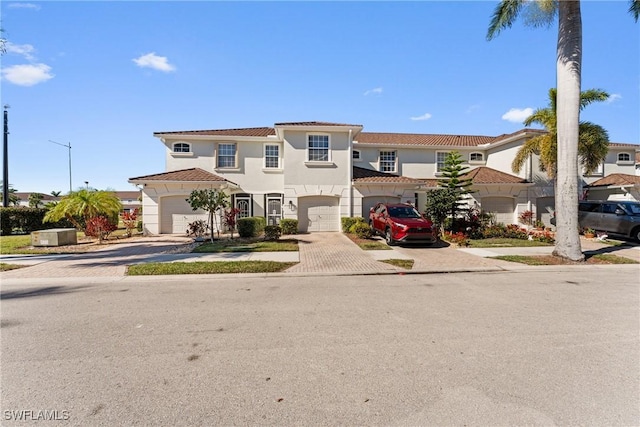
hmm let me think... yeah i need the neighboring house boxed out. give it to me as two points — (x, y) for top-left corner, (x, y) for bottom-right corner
(128, 121), (640, 235)
(584, 174), (640, 201)
(13, 191), (141, 213)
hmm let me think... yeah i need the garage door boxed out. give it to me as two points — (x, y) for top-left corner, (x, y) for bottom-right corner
(536, 197), (555, 228)
(160, 196), (208, 234)
(298, 196), (339, 232)
(481, 197), (515, 225)
(362, 196), (400, 219)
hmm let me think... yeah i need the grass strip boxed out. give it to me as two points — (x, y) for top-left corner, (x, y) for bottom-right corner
(127, 261), (298, 275)
(192, 239), (298, 253)
(588, 254), (638, 264)
(491, 255), (550, 265)
(381, 259), (414, 269)
(0, 263), (26, 271)
(468, 238), (553, 248)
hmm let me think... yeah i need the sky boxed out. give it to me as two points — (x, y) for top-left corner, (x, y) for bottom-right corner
(1, 1), (638, 193)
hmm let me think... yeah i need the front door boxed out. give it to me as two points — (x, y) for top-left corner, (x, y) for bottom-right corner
(266, 196), (282, 226)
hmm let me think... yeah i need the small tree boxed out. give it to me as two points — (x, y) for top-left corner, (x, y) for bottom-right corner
(185, 189), (229, 242)
(44, 189), (122, 231)
(28, 193), (44, 208)
(85, 215), (118, 243)
(438, 151), (474, 232)
(222, 208), (241, 239)
(424, 188), (458, 235)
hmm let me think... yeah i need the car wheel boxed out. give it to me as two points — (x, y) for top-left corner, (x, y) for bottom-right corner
(385, 228), (396, 246)
(632, 227), (640, 243)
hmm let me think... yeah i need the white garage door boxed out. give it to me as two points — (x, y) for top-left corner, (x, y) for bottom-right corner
(481, 197), (515, 225)
(298, 196), (339, 232)
(160, 196), (208, 234)
(362, 196), (401, 219)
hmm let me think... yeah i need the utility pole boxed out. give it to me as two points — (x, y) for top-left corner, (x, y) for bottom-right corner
(2, 105), (9, 207)
(49, 140), (72, 193)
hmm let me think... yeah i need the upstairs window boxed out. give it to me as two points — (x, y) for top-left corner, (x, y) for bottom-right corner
(618, 152), (631, 162)
(353, 150), (361, 161)
(217, 143), (237, 168)
(379, 151), (397, 173)
(264, 144), (280, 168)
(436, 151), (449, 172)
(173, 142), (190, 153)
(308, 134), (330, 162)
(469, 152), (484, 162)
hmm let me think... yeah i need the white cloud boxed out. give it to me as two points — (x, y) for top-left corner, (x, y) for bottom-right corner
(8, 3), (41, 10)
(606, 93), (622, 104)
(133, 52), (176, 72)
(364, 87), (383, 96)
(2, 63), (54, 86)
(501, 107), (533, 123)
(410, 113), (432, 121)
(466, 104), (480, 113)
(5, 42), (36, 60)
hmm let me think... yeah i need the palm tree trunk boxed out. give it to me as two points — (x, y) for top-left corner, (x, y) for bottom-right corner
(553, 0), (584, 261)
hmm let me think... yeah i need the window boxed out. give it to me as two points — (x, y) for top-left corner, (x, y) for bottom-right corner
(379, 151), (397, 172)
(352, 150), (361, 161)
(469, 152), (484, 162)
(618, 153), (631, 162)
(264, 144), (280, 168)
(173, 142), (190, 153)
(217, 143), (236, 168)
(436, 152), (449, 172)
(308, 134), (329, 162)
(584, 162), (604, 176)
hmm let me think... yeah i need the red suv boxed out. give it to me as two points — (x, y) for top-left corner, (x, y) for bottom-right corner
(369, 203), (437, 246)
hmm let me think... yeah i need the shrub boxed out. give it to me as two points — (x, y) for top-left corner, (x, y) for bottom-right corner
(480, 224), (528, 240)
(264, 225), (282, 241)
(518, 210), (534, 226)
(442, 231), (470, 246)
(121, 208), (139, 237)
(186, 220), (207, 237)
(0, 207), (74, 235)
(350, 221), (372, 239)
(280, 219), (298, 235)
(85, 215), (118, 242)
(237, 217), (266, 238)
(341, 217), (365, 232)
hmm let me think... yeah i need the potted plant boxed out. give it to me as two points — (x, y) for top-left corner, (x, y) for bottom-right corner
(583, 227), (596, 239)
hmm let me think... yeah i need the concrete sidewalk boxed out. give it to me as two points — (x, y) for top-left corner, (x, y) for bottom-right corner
(2, 233), (638, 280)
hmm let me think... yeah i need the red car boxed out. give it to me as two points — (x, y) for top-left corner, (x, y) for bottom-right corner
(369, 203), (437, 246)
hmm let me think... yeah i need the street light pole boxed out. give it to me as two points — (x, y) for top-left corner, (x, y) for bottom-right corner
(3, 105), (9, 207)
(49, 139), (72, 193)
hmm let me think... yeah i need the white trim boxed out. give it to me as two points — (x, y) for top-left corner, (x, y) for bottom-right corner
(216, 142), (238, 169)
(263, 143), (281, 169)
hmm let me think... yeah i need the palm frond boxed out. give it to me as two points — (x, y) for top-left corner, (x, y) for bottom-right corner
(538, 133), (558, 178)
(630, 0), (640, 21)
(579, 89), (609, 110)
(487, 0), (526, 40)
(523, 0), (558, 28)
(512, 136), (543, 173)
(578, 121), (610, 175)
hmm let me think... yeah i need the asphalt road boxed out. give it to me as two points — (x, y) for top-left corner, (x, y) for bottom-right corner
(1, 267), (639, 426)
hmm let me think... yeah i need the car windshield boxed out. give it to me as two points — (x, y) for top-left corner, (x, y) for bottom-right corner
(388, 206), (422, 218)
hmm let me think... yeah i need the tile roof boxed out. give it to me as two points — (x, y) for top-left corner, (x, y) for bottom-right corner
(275, 121), (362, 127)
(154, 127), (276, 137)
(356, 128), (547, 147)
(462, 167), (530, 184)
(586, 173), (640, 187)
(14, 192), (59, 201)
(129, 168), (233, 183)
(352, 166), (423, 184)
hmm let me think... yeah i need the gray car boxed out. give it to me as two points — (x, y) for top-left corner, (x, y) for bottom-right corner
(552, 200), (640, 242)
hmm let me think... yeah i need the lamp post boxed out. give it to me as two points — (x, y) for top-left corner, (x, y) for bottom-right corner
(84, 181), (89, 190)
(3, 105), (9, 207)
(48, 139), (72, 194)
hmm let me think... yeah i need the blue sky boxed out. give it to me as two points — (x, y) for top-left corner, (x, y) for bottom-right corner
(1, 1), (638, 193)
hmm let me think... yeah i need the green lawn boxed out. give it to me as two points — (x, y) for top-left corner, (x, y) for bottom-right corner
(468, 238), (553, 248)
(343, 234), (392, 250)
(492, 254), (637, 265)
(127, 261), (298, 275)
(192, 238), (298, 253)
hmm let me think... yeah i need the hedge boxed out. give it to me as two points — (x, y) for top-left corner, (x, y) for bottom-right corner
(0, 207), (75, 236)
(341, 216), (366, 232)
(280, 219), (298, 235)
(237, 216), (267, 238)
(264, 225), (282, 241)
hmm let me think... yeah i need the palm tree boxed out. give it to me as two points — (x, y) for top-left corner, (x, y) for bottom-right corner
(511, 88), (610, 178)
(487, 0), (638, 262)
(44, 189), (122, 231)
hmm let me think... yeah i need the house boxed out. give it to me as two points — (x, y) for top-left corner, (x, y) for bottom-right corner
(128, 121), (640, 235)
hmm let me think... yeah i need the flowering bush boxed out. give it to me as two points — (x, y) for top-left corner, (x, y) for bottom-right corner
(85, 215), (118, 242)
(442, 231), (470, 247)
(222, 208), (241, 238)
(120, 208), (139, 237)
(518, 210), (534, 226)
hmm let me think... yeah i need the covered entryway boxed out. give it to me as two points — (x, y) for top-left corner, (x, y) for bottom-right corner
(362, 196), (401, 219)
(481, 197), (515, 225)
(160, 195), (207, 234)
(298, 196), (340, 232)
